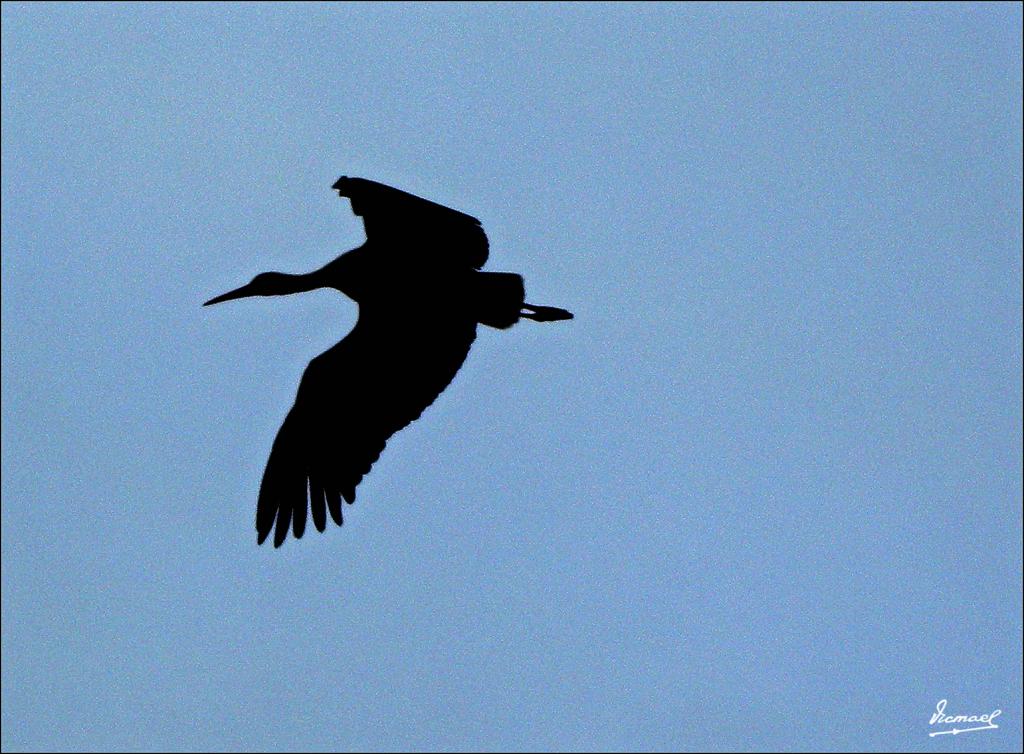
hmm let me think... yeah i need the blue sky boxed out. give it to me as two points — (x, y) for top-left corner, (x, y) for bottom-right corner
(2, 3), (1021, 751)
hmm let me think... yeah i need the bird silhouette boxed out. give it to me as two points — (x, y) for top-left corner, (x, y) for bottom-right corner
(204, 176), (573, 546)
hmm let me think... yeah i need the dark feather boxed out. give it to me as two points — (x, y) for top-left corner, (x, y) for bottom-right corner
(326, 488), (343, 526)
(309, 479), (327, 533)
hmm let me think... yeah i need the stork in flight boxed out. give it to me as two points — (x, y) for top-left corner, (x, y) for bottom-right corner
(204, 176), (573, 547)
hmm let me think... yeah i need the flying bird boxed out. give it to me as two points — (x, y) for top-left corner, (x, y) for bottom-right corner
(204, 176), (573, 546)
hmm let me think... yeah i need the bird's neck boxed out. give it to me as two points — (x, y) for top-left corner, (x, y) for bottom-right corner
(272, 271), (322, 295)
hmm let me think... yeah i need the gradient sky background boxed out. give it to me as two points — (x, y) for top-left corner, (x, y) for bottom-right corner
(2, 3), (1022, 752)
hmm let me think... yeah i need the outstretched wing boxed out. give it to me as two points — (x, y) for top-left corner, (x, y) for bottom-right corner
(256, 312), (478, 547)
(332, 176), (489, 269)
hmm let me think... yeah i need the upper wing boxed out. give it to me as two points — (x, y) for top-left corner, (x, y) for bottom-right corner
(332, 176), (489, 269)
(255, 311), (478, 547)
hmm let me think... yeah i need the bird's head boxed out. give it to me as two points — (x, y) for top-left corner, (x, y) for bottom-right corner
(203, 272), (291, 306)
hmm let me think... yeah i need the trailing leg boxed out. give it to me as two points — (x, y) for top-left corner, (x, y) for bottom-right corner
(521, 303), (574, 322)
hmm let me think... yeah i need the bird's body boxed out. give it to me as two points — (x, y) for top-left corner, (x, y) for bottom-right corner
(205, 177), (572, 546)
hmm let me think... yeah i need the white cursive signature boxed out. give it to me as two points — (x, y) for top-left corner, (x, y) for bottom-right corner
(928, 699), (1001, 736)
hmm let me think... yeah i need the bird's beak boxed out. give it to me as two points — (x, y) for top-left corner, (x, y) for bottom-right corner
(203, 283), (256, 306)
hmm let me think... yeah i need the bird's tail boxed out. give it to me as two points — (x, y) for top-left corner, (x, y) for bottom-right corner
(474, 272), (526, 329)
(473, 272), (574, 328)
